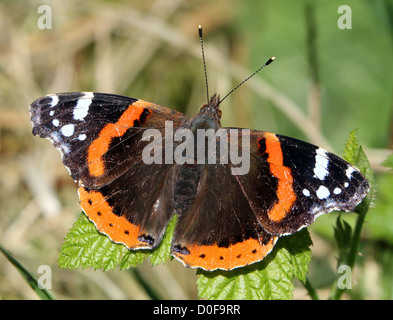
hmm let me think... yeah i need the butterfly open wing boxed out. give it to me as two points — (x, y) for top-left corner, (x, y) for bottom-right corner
(30, 92), (188, 249)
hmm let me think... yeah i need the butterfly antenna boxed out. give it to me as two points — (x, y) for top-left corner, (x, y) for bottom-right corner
(199, 25), (210, 104)
(218, 56), (276, 106)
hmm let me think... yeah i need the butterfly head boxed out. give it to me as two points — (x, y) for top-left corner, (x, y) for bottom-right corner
(190, 93), (222, 131)
(199, 93), (222, 118)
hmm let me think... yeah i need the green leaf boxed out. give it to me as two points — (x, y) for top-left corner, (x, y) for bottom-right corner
(278, 228), (313, 283)
(58, 213), (148, 270)
(197, 229), (312, 300)
(58, 213), (177, 271)
(342, 129), (375, 212)
(0, 244), (56, 300)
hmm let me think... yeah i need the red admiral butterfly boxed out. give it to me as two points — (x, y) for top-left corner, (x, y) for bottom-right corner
(29, 29), (369, 271)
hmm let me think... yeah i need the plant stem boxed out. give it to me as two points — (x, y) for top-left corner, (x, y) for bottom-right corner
(330, 209), (367, 300)
(303, 277), (319, 300)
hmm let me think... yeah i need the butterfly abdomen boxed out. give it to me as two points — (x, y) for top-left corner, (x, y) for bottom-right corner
(173, 164), (202, 216)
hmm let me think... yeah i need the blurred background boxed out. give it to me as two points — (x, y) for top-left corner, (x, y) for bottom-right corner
(0, 0), (392, 299)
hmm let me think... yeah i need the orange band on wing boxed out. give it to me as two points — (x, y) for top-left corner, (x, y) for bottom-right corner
(87, 101), (147, 177)
(78, 186), (149, 249)
(172, 236), (278, 271)
(264, 133), (296, 223)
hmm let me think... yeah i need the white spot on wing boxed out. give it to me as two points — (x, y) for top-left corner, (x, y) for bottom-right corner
(333, 187), (342, 195)
(49, 94), (59, 108)
(316, 185), (330, 200)
(61, 124), (74, 137)
(52, 119), (60, 127)
(346, 166), (356, 179)
(314, 148), (329, 180)
(78, 133), (87, 141)
(73, 92), (94, 120)
(303, 189), (311, 197)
